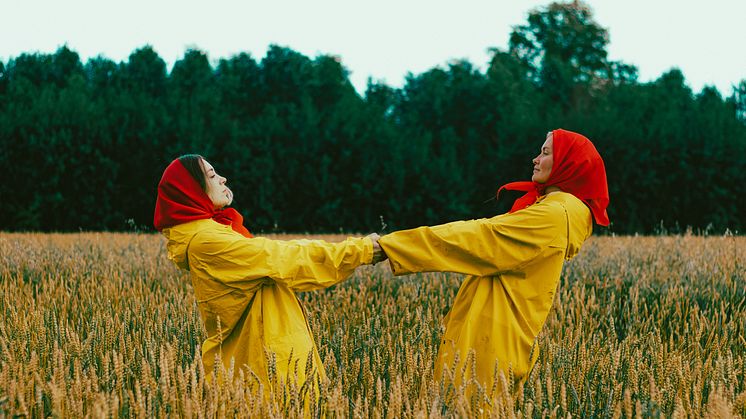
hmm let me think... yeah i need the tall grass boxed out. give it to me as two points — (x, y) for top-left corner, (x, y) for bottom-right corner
(0, 232), (744, 417)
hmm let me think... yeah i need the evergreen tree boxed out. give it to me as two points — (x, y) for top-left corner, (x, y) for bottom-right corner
(0, 2), (743, 233)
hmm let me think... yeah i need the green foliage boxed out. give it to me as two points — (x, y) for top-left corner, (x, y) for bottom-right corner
(0, 1), (744, 234)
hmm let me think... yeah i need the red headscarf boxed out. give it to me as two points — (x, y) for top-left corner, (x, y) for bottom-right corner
(497, 129), (610, 226)
(153, 159), (254, 237)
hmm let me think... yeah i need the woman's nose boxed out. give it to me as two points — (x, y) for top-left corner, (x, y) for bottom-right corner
(220, 176), (227, 184)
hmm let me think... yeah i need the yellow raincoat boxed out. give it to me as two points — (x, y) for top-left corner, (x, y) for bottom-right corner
(378, 192), (592, 390)
(161, 219), (373, 388)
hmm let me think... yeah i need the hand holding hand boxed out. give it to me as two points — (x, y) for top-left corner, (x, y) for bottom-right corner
(366, 233), (387, 264)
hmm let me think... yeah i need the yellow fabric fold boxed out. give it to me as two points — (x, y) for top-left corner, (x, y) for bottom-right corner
(162, 219), (372, 389)
(379, 192), (592, 390)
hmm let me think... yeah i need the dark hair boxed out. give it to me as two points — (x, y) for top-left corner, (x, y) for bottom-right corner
(178, 154), (207, 191)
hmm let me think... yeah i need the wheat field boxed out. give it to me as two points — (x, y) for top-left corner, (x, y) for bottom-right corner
(0, 232), (744, 417)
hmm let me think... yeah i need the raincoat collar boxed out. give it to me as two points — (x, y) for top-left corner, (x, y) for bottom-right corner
(161, 219), (228, 270)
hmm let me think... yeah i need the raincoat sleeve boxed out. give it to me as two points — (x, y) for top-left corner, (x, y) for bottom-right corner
(188, 228), (374, 292)
(378, 201), (565, 277)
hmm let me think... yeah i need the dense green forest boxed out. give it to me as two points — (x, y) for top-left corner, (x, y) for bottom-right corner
(1, 1), (744, 234)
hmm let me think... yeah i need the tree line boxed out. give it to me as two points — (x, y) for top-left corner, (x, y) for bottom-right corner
(1, 1), (744, 234)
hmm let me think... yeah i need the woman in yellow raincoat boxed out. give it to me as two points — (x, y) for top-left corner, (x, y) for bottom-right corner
(378, 129), (610, 394)
(153, 154), (385, 391)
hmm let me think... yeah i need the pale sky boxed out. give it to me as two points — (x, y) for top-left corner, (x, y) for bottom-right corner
(2, 0), (744, 96)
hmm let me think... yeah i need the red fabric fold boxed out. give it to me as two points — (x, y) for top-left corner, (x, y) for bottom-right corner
(153, 159), (253, 237)
(497, 129), (610, 226)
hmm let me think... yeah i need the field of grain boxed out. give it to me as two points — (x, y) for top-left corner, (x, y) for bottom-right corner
(0, 232), (744, 417)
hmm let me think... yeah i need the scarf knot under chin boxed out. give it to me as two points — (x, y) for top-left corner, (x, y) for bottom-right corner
(497, 129), (610, 226)
(153, 159), (253, 237)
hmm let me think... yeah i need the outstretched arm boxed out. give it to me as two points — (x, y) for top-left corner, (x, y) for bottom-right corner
(188, 229), (376, 292)
(378, 203), (565, 277)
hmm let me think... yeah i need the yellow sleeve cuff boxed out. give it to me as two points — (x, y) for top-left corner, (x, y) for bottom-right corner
(361, 236), (374, 265)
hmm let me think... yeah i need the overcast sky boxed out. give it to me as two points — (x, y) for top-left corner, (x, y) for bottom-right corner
(2, 0), (744, 96)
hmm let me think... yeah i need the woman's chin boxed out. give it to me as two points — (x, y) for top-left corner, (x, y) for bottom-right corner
(213, 201), (231, 210)
(532, 173), (548, 184)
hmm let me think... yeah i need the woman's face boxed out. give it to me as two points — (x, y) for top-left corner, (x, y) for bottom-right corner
(200, 159), (233, 209)
(532, 133), (554, 183)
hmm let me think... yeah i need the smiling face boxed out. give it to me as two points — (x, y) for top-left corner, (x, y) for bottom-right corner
(531, 133), (554, 184)
(200, 159), (233, 209)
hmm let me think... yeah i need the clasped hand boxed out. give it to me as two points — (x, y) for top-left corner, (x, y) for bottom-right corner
(366, 233), (388, 264)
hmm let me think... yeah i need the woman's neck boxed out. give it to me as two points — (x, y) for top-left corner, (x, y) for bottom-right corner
(545, 186), (562, 195)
